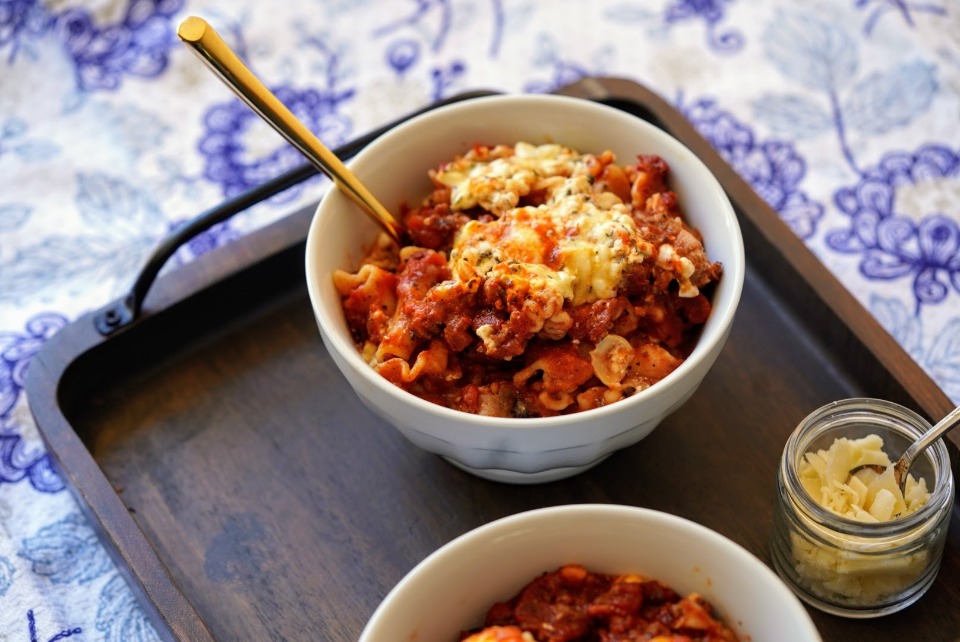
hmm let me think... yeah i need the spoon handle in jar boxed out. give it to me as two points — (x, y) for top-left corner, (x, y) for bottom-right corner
(894, 404), (960, 489)
(177, 16), (403, 243)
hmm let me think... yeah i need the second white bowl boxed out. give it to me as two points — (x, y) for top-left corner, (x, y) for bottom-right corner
(359, 504), (822, 641)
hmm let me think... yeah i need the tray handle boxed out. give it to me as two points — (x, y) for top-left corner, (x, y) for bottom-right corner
(94, 90), (499, 336)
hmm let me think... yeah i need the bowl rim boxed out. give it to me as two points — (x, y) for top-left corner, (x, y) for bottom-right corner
(359, 503), (822, 641)
(305, 93), (746, 428)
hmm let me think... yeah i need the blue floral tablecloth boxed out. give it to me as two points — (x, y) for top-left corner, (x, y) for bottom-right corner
(1, 0), (958, 639)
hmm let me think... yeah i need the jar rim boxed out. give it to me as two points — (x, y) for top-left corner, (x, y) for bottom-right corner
(781, 397), (955, 536)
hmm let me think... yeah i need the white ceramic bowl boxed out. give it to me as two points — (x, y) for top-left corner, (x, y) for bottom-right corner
(305, 94), (745, 483)
(358, 504), (822, 641)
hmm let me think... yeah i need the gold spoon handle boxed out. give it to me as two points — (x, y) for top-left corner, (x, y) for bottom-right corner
(177, 16), (403, 243)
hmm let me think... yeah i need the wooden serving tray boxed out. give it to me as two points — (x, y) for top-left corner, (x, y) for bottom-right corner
(26, 78), (959, 641)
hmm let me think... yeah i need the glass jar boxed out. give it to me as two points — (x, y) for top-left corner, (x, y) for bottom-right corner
(770, 398), (955, 618)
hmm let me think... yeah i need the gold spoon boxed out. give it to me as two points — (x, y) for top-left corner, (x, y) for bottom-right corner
(177, 16), (404, 243)
(849, 403), (960, 493)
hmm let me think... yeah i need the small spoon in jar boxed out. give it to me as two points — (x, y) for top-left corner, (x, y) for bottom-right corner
(177, 16), (404, 243)
(849, 403), (960, 493)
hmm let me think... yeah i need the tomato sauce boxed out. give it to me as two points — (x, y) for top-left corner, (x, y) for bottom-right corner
(460, 564), (740, 642)
(334, 145), (722, 418)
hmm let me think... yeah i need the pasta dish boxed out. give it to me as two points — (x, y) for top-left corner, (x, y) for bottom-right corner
(459, 564), (740, 641)
(333, 142), (721, 417)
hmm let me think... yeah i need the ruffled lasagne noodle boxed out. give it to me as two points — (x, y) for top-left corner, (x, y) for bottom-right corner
(333, 142), (721, 418)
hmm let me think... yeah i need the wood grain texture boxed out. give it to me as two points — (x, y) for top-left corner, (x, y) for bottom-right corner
(25, 79), (959, 642)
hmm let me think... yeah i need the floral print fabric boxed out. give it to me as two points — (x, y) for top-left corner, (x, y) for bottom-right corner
(0, 0), (957, 638)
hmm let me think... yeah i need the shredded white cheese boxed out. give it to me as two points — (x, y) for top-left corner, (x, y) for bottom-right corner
(788, 433), (935, 607)
(798, 434), (930, 522)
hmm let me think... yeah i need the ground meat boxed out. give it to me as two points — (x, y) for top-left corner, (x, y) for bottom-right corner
(460, 565), (740, 642)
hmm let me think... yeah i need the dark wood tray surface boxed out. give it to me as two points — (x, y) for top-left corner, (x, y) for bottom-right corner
(26, 78), (959, 642)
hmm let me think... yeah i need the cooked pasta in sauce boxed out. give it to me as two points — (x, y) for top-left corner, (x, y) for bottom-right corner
(459, 564), (740, 642)
(333, 142), (721, 417)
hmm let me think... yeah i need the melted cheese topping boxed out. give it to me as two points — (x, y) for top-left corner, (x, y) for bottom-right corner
(462, 627), (535, 642)
(436, 142), (583, 214)
(439, 143), (654, 308)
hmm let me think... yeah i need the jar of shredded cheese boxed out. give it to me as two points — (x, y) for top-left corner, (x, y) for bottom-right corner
(770, 398), (954, 618)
